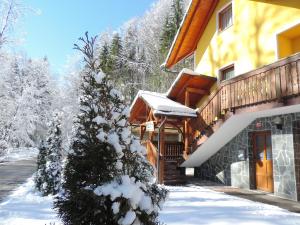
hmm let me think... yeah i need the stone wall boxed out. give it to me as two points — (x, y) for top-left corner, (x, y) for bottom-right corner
(293, 120), (300, 201)
(195, 113), (300, 201)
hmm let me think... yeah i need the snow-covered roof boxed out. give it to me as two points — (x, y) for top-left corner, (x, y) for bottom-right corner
(130, 90), (197, 118)
(166, 68), (206, 96)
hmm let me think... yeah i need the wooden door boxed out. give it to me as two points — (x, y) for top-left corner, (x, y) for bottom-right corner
(253, 132), (274, 192)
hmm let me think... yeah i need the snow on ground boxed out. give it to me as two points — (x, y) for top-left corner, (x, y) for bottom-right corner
(2, 181), (300, 225)
(0, 147), (38, 162)
(159, 186), (300, 225)
(0, 177), (61, 225)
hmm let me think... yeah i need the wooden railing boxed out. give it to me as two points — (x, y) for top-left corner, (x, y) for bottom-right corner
(163, 142), (184, 160)
(145, 140), (158, 167)
(199, 53), (300, 127)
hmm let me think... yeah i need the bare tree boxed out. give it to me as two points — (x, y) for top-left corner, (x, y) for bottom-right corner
(0, 0), (22, 48)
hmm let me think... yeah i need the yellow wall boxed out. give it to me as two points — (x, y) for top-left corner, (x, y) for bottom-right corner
(194, 0), (300, 79)
(292, 36), (300, 54)
(277, 23), (300, 58)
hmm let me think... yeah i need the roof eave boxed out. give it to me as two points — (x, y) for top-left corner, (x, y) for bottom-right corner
(164, 0), (219, 69)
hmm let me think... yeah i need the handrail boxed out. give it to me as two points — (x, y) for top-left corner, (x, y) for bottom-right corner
(196, 53), (300, 127)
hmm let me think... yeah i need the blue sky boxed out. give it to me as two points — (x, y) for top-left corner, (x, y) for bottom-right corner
(20, 0), (155, 76)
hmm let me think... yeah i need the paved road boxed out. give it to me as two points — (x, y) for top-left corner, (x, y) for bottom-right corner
(0, 159), (36, 202)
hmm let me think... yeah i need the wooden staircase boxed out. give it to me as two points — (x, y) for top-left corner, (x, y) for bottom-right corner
(162, 142), (186, 185)
(145, 140), (186, 185)
(163, 159), (186, 185)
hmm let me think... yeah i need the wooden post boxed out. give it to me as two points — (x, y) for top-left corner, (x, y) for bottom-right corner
(159, 124), (165, 184)
(139, 125), (146, 141)
(184, 89), (190, 157)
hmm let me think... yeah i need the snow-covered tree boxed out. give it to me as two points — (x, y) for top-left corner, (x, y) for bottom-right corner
(35, 111), (63, 196)
(0, 56), (54, 148)
(57, 54), (83, 154)
(93, 0), (191, 100)
(55, 33), (167, 225)
(35, 140), (47, 192)
(160, 0), (184, 56)
(0, 0), (22, 48)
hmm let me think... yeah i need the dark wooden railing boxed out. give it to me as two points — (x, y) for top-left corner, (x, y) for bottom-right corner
(199, 53), (300, 127)
(163, 142), (184, 160)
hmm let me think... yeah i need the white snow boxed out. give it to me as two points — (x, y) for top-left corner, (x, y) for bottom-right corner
(2, 181), (300, 225)
(107, 132), (122, 153)
(119, 210), (136, 225)
(159, 186), (300, 225)
(94, 175), (149, 211)
(93, 115), (107, 125)
(112, 201), (121, 214)
(130, 90), (197, 118)
(0, 147), (38, 162)
(0, 177), (61, 225)
(94, 71), (106, 83)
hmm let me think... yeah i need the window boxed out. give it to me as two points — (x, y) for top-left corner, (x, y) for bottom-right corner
(218, 4), (233, 32)
(220, 65), (235, 81)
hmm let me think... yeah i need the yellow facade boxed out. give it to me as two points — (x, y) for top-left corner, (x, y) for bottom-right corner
(194, 0), (300, 79)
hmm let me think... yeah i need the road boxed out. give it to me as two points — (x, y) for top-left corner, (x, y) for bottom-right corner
(0, 159), (36, 202)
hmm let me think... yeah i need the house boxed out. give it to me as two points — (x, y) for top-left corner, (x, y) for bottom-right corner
(129, 0), (300, 201)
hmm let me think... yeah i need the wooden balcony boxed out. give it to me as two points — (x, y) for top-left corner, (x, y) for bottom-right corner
(197, 53), (300, 130)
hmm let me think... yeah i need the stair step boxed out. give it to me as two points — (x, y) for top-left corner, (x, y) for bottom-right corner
(164, 171), (181, 175)
(164, 174), (183, 178)
(164, 179), (186, 185)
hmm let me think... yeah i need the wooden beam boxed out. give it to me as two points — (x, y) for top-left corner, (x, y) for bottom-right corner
(165, 121), (184, 139)
(185, 89), (190, 107)
(177, 76), (192, 99)
(186, 87), (209, 95)
(140, 125), (146, 140)
(184, 118), (190, 158)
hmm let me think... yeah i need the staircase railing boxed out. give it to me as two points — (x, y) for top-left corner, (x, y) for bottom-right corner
(198, 53), (300, 128)
(163, 142), (184, 160)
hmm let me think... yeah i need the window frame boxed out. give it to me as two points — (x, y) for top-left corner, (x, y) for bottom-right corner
(219, 64), (235, 82)
(217, 2), (233, 33)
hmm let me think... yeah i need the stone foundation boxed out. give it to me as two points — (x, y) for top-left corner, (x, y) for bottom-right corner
(195, 113), (300, 201)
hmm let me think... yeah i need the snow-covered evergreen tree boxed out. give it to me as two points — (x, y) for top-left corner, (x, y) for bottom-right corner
(35, 140), (47, 192)
(35, 111), (63, 196)
(44, 111), (63, 195)
(55, 33), (167, 225)
(160, 0), (184, 56)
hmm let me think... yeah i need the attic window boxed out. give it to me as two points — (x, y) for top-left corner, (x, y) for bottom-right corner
(218, 3), (233, 32)
(220, 65), (235, 81)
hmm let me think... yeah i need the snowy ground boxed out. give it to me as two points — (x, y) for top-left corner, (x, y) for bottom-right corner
(0, 147), (38, 162)
(2, 181), (300, 225)
(159, 186), (300, 225)
(0, 177), (61, 225)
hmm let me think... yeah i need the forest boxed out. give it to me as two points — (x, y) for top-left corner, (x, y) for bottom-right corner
(0, 0), (191, 155)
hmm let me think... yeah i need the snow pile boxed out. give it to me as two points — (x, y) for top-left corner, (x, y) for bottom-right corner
(131, 90), (197, 117)
(159, 186), (300, 225)
(0, 147), (38, 162)
(0, 177), (61, 225)
(94, 175), (157, 213)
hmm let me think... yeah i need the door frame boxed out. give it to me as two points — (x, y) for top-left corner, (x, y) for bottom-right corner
(252, 131), (274, 192)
